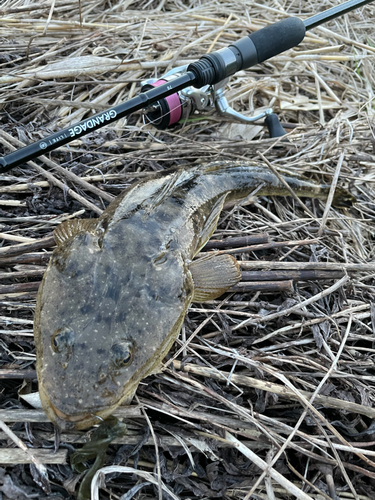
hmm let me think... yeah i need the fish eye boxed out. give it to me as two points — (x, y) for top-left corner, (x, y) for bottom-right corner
(51, 327), (75, 353)
(110, 341), (134, 369)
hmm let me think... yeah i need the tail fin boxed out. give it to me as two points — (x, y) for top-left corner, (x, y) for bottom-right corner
(332, 188), (356, 208)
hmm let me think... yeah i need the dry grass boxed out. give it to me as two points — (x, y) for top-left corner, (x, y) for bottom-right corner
(1, 0), (375, 499)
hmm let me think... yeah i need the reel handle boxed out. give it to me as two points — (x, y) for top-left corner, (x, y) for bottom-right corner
(265, 114), (287, 138)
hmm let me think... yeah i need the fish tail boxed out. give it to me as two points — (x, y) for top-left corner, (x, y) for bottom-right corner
(332, 187), (357, 208)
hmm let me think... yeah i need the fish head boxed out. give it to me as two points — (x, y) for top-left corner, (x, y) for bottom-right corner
(34, 223), (193, 430)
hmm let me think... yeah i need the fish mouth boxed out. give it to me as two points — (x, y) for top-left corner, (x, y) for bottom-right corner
(50, 401), (106, 430)
(39, 384), (107, 430)
(51, 402), (90, 422)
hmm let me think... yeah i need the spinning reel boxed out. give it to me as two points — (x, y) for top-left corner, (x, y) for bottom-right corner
(141, 65), (286, 137)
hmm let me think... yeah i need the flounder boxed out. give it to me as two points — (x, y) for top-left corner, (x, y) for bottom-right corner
(34, 161), (355, 429)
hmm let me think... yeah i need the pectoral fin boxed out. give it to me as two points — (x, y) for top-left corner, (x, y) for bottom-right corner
(54, 219), (98, 246)
(189, 253), (241, 302)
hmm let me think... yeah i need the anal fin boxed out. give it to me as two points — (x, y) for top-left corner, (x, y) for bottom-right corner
(194, 193), (228, 254)
(189, 253), (241, 302)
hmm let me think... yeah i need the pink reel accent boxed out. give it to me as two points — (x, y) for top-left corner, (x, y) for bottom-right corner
(152, 79), (182, 125)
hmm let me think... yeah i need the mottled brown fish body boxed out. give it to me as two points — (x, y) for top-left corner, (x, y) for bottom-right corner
(34, 161), (355, 429)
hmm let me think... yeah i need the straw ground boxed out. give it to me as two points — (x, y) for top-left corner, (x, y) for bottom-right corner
(0, 0), (375, 499)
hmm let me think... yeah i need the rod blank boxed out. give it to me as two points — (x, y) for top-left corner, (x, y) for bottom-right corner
(304, 0), (373, 30)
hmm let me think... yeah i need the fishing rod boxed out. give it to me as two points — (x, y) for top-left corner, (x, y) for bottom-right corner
(0, 0), (373, 174)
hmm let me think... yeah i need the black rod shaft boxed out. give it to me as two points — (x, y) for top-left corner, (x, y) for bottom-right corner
(304, 0), (373, 30)
(0, 71), (196, 173)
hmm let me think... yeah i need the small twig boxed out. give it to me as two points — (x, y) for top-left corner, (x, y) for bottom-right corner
(0, 232), (36, 243)
(0, 269), (45, 279)
(264, 447), (277, 500)
(0, 252), (52, 267)
(91, 466), (179, 500)
(0, 449), (67, 465)
(240, 260), (375, 272)
(229, 280), (294, 293)
(0, 282), (41, 294)
(136, 397), (163, 500)
(318, 151), (345, 237)
(203, 233), (269, 250)
(225, 431), (314, 500)
(241, 269), (344, 281)
(207, 237), (321, 256)
(0, 369), (37, 379)
(0, 236), (55, 258)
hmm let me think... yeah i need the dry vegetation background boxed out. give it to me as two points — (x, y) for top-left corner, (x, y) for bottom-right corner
(1, 0), (375, 499)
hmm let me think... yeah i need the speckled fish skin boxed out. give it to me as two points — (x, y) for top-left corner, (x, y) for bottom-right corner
(34, 160), (355, 430)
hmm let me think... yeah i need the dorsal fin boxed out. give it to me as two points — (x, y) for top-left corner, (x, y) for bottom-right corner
(53, 219), (98, 246)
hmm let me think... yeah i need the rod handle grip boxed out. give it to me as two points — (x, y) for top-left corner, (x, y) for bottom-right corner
(246, 17), (306, 66)
(188, 17), (306, 86)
